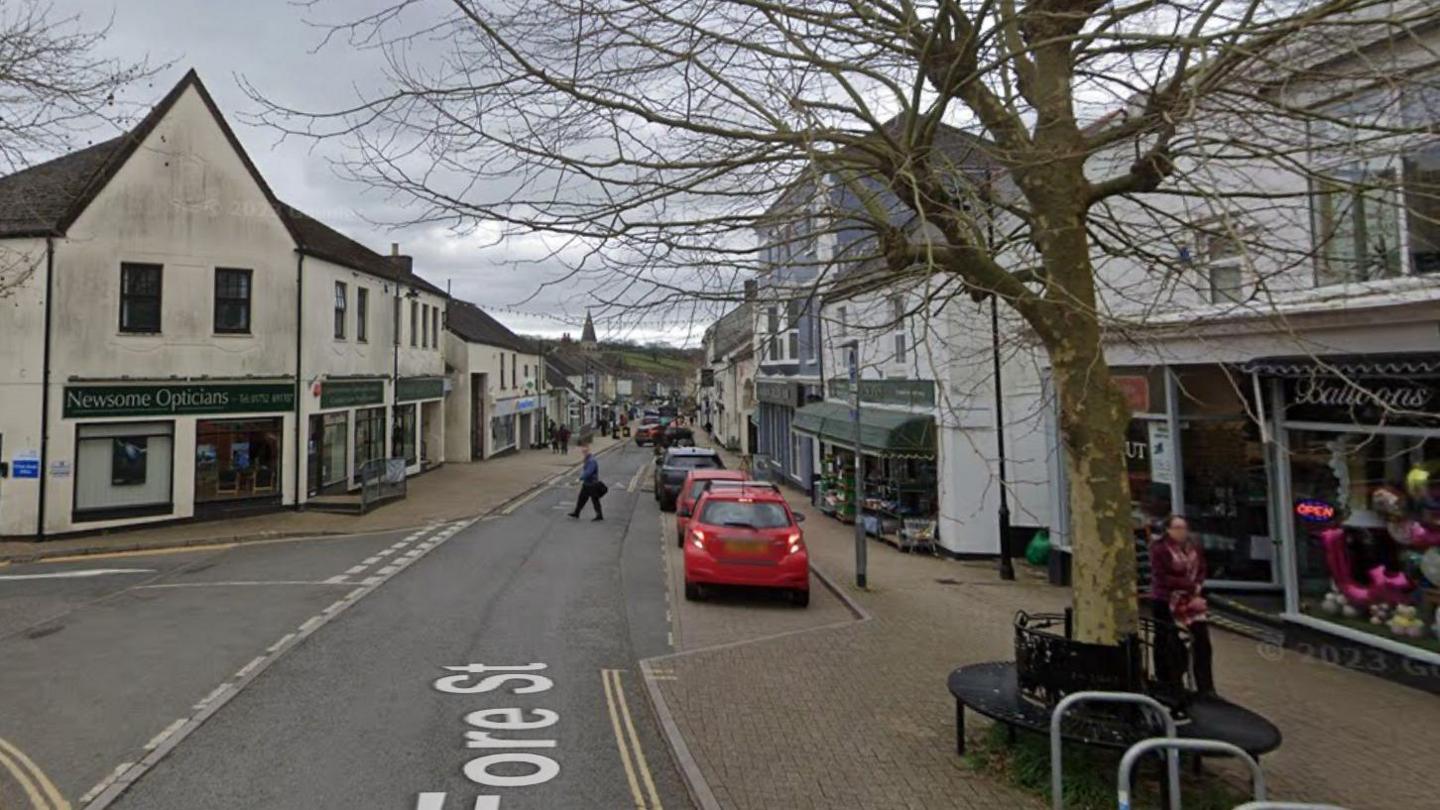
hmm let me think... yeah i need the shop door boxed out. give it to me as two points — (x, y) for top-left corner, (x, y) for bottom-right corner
(307, 416), (321, 496)
(472, 373), (487, 459)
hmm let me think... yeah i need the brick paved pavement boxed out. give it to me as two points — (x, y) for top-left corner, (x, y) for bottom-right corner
(648, 433), (1437, 810)
(0, 437), (618, 562)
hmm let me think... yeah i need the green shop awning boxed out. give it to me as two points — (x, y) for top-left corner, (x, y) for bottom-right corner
(792, 401), (935, 459)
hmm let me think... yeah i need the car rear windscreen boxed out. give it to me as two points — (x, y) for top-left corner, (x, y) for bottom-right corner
(698, 500), (791, 529)
(669, 455), (722, 470)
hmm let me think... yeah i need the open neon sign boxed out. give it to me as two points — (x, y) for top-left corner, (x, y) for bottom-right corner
(1295, 499), (1336, 523)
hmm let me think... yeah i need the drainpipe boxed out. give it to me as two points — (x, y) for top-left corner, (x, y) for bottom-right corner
(37, 237), (55, 539)
(294, 252), (304, 508)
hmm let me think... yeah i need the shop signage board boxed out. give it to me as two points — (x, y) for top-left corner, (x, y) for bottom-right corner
(1284, 376), (1440, 426)
(320, 380), (386, 409)
(1113, 375), (1151, 413)
(48, 460), (72, 479)
(1147, 422), (1173, 485)
(12, 451), (39, 479)
(64, 383), (296, 418)
(397, 377), (445, 402)
(827, 379), (936, 409)
(517, 398), (538, 412)
(756, 380), (801, 408)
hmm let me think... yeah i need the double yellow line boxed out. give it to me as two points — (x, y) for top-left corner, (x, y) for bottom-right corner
(0, 736), (69, 810)
(600, 668), (662, 810)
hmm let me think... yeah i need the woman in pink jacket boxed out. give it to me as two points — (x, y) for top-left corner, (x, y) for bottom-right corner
(1149, 515), (1216, 695)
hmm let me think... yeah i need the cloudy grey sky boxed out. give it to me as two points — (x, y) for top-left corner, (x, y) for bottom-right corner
(56, 0), (697, 344)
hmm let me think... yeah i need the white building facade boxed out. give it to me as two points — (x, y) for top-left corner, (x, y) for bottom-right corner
(0, 71), (448, 538)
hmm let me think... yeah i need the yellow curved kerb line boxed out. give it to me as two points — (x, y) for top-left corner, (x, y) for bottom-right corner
(0, 735), (70, 810)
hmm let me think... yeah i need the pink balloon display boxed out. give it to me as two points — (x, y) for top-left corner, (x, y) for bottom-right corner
(1406, 521), (1440, 549)
(1318, 528), (1415, 607)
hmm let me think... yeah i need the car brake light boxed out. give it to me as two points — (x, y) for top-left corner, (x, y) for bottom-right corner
(787, 531), (803, 554)
(691, 528), (707, 549)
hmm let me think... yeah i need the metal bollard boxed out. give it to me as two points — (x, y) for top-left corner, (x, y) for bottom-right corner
(1118, 738), (1265, 810)
(1050, 692), (1178, 810)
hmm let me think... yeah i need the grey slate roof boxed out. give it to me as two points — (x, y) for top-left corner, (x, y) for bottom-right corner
(0, 69), (445, 297)
(446, 299), (527, 351)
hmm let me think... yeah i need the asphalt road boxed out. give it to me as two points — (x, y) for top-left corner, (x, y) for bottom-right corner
(0, 444), (690, 810)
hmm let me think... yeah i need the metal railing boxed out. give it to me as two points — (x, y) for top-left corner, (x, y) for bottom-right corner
(1119, 739), (1265, 810)
(359, 457), (408, 512)
(1050, 692), (1179, 810)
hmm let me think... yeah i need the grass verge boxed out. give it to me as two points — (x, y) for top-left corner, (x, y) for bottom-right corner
(961, 723), (1249, 809)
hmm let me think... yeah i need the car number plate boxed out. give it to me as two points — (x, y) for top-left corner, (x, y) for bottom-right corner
(723, 540), (766, 555)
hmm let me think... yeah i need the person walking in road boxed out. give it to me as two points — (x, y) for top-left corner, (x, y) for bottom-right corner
(559, 424), (571, 454)
(568, 444), (604, 521)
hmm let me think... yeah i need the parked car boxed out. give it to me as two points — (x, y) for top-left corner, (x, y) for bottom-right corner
(661, 424), (695, 448)
(684, 482), (809, 606)
(634, 419), (663, 446)
(675, 469), (748, 545)
(653, 447), (724, 511)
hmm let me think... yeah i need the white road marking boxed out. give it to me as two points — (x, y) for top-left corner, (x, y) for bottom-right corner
(362, 556), (382, 565)
(194, 684), (232, 710)
(345, 565), (368, 575)
(235, 656), (266, 680)
(80, 762), (133, 806)
(627, 462), (646, 493)
(0, 568), (154, 580)
(83, 518), (480, 810)
(376, 548), (396, 557)
(323, 575), (348, 584)
(135, 580), (344, 589)
(378, 565), (400, 576)
(143, 718), (187, 751)
(416, 795), (501, 810)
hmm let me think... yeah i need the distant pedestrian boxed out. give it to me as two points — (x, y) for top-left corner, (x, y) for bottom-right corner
(567, 444), (605, 521)
(559, 424), (571, 454)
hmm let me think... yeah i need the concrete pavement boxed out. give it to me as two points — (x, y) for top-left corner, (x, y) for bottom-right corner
(0, 437), (620, 564)
(641, 439), (1440, 810)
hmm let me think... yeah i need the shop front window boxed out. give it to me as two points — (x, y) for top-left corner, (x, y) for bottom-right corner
(394, 404), (418, 466)
(1125, 418), (1174, 534)
(492, 414), (516, 451)
(75, 422), (174, 517)
(320, 413), (348, 490)
(196, 419), (282, 502)
(1289, 429), (1440, 653)
(354, 407), (386, 482)
(1176, 365), (1274, 582)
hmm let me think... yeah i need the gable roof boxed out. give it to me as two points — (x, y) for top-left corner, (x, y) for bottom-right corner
(446, 299), (528, 351)
(0, 69), (446, 297)
(0, 69), (298, 242)
(278, 204), (444, 295)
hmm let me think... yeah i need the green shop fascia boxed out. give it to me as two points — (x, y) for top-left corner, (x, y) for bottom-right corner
(61, 381), (298, 522)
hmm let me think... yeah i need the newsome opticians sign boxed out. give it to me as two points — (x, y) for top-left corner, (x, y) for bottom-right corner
(64, 383), (296, 418)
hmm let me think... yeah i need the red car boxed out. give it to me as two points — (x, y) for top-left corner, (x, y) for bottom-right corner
(675, 469), (748, 546)
(684, 482), (809, 606)
(634, 419), (663, 446)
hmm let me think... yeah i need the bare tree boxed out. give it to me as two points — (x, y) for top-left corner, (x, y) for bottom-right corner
(0, 0), (157, 171)
(0, 0), (161, 299)
(254, 0), (1440, 643)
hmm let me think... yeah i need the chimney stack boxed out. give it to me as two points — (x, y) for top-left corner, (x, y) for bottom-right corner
(386, 243), (414, 275)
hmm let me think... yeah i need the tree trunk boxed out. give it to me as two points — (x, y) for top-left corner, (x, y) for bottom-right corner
(1049, 332), (1138, 645)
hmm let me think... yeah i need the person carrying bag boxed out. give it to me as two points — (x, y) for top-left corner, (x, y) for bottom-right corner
(568, 444), (605, 521)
